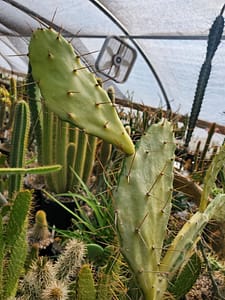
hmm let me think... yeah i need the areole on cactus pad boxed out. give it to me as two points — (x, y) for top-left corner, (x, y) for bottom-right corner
(28, 27), (135, 155)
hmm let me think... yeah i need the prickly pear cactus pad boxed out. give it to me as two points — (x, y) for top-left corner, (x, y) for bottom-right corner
(114, 119), (175, 300)
(28, 27), (134, 155)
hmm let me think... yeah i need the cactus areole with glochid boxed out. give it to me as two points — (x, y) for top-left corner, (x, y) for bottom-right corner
(28, 27), (135, 155)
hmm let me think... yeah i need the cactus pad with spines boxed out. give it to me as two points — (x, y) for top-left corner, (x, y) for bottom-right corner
(114, 120), (225, 299)
(29, 27), (134, 155)
(114, 119), (176, 299)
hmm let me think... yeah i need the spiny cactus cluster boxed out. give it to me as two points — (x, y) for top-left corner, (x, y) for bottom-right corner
(18, 239), (86, 300)
(17, 238), (123, 300)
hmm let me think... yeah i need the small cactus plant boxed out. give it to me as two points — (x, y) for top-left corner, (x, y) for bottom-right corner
(54, 238), (86, 281)
(28, 210), (53, 249)
(41, 280), (68, 300)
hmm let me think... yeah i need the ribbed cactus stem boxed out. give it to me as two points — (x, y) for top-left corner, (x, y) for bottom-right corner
(0, 97), (6, 132)
(52, 118), (69, 193)
(185, 6), (225, 147)
(82, 134), (97, 184)
(68, 123), (78, 143)
(73, 130), (88, 187)
(4, 225), (27, 298)
(100, 140), (112, 167)
(10, 77), (17, 102)
(42, 104), (56, 191)
(66, 142), (76, 191)
(8, 100), (30, 199)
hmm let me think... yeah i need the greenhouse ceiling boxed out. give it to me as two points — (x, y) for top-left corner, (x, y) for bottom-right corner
(0, 0), (225, 125)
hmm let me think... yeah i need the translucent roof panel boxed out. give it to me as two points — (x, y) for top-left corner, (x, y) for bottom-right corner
(0, 0), (225, 125)
(100, 0), (225, 35)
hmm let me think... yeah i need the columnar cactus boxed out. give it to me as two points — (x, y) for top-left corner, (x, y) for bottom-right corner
(8, 100), (30, 198)
(28, 210), (53, 250)
(185, 4), (225, 147)
(28, 27), (134, 155)
(0, 190), (32, 299)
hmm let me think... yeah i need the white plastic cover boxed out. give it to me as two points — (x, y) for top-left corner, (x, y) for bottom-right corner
(0, 0), (225, 124)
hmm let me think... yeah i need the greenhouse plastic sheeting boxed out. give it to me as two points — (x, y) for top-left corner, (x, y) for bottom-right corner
(0, 0), (225, 124)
